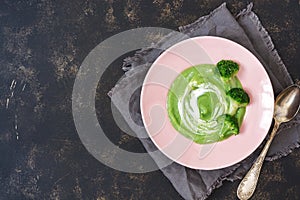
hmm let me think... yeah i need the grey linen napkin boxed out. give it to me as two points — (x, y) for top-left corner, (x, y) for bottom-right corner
(109, 3), (300, 200)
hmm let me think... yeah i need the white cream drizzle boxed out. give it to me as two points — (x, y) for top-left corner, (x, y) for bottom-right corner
(178, 82), (227, 135)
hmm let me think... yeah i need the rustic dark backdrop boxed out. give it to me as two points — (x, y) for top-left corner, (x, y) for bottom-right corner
(0, 0), (299, 199)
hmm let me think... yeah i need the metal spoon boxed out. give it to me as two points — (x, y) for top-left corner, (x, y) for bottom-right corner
(237, 84), (300, 200)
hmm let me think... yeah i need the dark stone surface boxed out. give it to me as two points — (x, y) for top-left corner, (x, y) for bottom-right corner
(0, 0), (299, 199)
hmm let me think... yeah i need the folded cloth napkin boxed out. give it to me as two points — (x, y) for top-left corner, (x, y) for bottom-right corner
(109, 3), (300, 200)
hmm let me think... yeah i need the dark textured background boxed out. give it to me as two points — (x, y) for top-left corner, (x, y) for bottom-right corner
(0, 0), (300, 199)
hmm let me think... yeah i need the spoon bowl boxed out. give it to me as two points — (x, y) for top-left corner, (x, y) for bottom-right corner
(274, 85), (300, 123)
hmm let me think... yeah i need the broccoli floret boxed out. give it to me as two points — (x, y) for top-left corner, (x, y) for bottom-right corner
(226, 88), (250, 115)
(217, 114), (239, 138)
(227, 88), (250, 105)
(216, 60), (239, 80)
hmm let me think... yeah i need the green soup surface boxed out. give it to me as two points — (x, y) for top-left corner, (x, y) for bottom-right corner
(167, 64), (247, 144)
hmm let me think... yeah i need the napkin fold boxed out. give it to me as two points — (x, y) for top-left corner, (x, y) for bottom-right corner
(109, 3), (300, 200)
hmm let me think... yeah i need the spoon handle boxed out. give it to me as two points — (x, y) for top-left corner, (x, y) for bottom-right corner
(237, 121), (280, 200)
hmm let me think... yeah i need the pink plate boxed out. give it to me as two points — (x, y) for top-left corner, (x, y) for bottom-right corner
(140, 36), (274, 170)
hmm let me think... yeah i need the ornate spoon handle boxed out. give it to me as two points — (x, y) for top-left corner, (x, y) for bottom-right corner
(237, 122), (280, 200)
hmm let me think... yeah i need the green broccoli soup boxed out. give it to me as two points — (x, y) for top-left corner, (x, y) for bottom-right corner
(167, 60), (250, 144)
